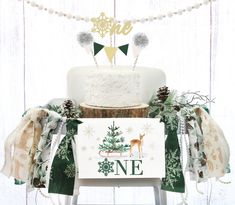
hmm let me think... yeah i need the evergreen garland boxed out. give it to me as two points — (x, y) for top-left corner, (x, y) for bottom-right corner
(47, 104), (62, 115)
(47, 99), (81, 118)
(148, 87), (213, 130)
(149, 87), (178, 130)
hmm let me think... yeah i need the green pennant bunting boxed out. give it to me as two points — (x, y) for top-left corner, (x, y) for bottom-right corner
(118, 44), (129, 56)
(94, 42), (104, 56)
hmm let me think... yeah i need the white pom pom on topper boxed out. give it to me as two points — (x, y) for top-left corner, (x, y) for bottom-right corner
(77, 32), (94, 53)
(77, 32), (99, 68)
(132, 33), (149, 70)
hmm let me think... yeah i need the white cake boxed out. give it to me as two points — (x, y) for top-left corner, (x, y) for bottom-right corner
(85, 69), (141, 107)
(67, 66), (166, 107)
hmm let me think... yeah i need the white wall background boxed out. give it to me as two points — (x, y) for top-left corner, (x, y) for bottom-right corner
(0, 0), (234, 204)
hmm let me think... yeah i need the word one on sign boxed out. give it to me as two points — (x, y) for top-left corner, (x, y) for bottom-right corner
(76, 118), (165, 179)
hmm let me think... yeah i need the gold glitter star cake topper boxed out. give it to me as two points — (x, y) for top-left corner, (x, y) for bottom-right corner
(91, 12), (133, 38)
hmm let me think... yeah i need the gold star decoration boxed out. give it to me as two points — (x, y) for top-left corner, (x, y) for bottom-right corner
(91, 12), (113, 38)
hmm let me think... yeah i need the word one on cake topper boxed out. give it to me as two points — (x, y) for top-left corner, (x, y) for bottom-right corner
(91, 12), (133, 38)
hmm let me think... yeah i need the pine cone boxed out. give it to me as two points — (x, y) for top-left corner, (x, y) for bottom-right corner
(157, 86), (170, 103)
(62, 99), (76, 118)
(173, 105), (181, 111)
(63, 99), (73, 110)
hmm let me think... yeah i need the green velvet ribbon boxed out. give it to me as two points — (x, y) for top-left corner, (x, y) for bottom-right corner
(161, 127), (185, 193)
(48, 119), (82, 195)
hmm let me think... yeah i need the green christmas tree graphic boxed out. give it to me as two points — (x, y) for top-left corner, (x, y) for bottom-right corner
(99, 121), (130, 153)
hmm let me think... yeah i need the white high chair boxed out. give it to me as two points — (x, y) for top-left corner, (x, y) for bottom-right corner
(65, 179), (166, 205)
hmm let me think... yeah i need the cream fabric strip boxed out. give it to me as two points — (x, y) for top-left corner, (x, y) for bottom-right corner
(195, 107), (230, 179)
(1, 108), (48, 181)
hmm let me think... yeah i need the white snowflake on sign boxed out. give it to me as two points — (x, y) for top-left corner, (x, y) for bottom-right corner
(126, 127), (133, 134)
(164, 149), (182, 189)
(83, 125), (94, 138)
(142, 123), (153, 135)
(149, 143), (155, 150)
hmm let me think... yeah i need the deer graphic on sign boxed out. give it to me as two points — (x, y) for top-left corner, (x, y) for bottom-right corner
(130, 133), (145, 159)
